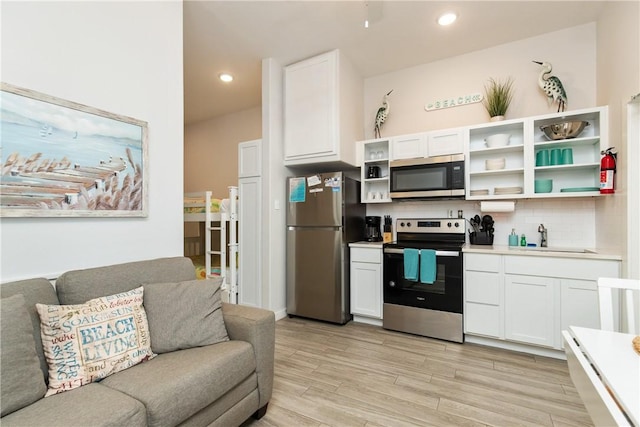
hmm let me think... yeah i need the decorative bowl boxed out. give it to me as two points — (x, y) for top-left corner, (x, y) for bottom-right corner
(540, 121), (589, 140)
(534, 179), (553, 193)
(485, 158), (506, 170)
(484, 133), (511, 148)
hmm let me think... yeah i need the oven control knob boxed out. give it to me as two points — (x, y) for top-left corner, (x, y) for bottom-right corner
(454, 222), (460, 227)
(399, 222), (405, 228)
(406, 222), (411, 227)
(447, 222), (452, 227)
(389, 281), (396, 288)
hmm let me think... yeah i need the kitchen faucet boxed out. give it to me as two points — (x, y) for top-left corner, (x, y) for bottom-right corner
(538, 224), (548, 247)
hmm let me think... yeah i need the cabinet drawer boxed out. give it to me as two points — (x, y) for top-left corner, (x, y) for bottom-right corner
(465, 253), (501, 272)
(351, 247), (381, 264)
(504, 256), (619, 280)
(465, 271), (501, 304)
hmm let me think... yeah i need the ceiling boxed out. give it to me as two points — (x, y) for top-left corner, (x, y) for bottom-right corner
(183, 1), (607, 125)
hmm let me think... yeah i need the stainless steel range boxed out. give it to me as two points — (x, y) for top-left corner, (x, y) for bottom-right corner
(383, 218), (465, 343)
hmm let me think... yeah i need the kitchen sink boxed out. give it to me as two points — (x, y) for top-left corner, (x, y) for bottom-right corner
(508, 246), (596, 254)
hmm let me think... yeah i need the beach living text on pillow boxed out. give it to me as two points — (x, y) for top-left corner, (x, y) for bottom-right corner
(37, 287), (155, 396)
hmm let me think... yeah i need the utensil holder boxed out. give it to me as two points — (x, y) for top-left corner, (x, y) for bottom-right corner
(469, 231), (494, 245)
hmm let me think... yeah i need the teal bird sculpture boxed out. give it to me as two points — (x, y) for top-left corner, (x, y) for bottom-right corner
(533, 61), (567, 112)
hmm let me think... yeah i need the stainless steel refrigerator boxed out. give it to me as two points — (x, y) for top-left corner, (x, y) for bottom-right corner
(286, 172), (365, 324)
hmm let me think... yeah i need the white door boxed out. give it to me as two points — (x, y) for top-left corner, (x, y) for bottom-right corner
(505, 274), (556, 347)
(350, 261), (382, 318)
(238, 176), (262, 308)
(284, 51), (337, 160)
(391, 133), (426, 160)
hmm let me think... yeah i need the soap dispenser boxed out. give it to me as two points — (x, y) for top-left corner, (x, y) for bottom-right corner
(509, 229), (518, 246)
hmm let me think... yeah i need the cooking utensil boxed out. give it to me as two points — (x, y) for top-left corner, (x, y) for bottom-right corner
(540, 121), (589, 140)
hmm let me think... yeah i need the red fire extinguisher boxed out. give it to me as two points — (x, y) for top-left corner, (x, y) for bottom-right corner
(600, 147), (617, 194)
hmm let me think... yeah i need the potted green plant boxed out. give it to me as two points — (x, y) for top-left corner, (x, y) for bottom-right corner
(483, 77), (514, 121)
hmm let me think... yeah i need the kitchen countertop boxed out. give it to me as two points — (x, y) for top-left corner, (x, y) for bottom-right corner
(349, 241), (384, 249)
(463, 244), (622, 261)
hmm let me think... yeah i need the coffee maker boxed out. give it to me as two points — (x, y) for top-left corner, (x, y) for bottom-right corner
(365, 216), (383, 242)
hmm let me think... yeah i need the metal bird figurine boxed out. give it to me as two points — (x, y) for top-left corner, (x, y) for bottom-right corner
(374, 90), (393, 138)
(533, 61), (567, 112)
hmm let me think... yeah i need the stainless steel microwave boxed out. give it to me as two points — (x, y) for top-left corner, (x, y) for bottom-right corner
(389, 154), (465, 199)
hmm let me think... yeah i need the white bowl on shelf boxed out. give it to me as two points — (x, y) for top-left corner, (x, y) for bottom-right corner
(485, 158), (506, 170)
(484, 133), (511, 148)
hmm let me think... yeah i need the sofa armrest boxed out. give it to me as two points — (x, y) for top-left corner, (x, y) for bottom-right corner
(221, 303), (275, 408)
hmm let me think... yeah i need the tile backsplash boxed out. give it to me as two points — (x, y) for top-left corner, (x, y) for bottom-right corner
(366, 198), (596, 249)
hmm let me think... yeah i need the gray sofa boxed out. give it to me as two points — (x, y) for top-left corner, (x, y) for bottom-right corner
(0, 257), (275, 427)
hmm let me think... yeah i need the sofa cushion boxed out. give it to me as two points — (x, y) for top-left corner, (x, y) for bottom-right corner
(101, 340), (256, 427)
(0, 278), (60, 381)
(55, 256), (197, 305)
(1, 294), (47, 416)
(0, 383), (146, 427)
(36, 287), (156, 396)
(143, 277), (229, 353)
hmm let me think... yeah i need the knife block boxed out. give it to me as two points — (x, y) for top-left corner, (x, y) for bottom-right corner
(469, 231), (494, 245)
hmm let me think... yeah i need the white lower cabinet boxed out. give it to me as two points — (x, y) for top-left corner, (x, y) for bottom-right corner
(560, 278), (601, 331)
(464, 252), (620, 352)
(504, 274), (557, 347)
(464, 254), (503, 338)
(350, 246), (382, 320)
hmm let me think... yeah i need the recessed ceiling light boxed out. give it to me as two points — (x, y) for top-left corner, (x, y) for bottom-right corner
(437, 12), (457, 26)
(219, 73), (233, 83)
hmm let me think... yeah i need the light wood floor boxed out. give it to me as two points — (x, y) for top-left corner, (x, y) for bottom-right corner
(243, 316), (592, 427)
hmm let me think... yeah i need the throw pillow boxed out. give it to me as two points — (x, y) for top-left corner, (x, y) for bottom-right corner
(36, 287), (156, 397)
(143, 278), (229, 353)
(1, 294), (47, 416)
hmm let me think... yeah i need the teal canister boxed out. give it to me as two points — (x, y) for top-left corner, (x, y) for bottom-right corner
(508, 229), (518, 246)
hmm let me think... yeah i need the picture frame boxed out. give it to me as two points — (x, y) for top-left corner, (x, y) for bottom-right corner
(0, 83), (148, 217)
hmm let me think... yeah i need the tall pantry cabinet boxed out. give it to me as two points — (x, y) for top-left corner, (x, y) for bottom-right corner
(283, 49), (363, 166)
(238, 139), (262, 308)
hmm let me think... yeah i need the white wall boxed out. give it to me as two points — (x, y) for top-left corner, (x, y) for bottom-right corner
(365, 22), (639, 254)
(1, 1), (184, 281)
(595, 1), (640, 275)
(364, 24), (597, 139)
(262, 59), (287, 318)
(184, 107), (261, 193)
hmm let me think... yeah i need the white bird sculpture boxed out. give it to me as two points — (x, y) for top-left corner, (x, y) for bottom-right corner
(533, 61), (567, 112)
(374, 90), (393, 138)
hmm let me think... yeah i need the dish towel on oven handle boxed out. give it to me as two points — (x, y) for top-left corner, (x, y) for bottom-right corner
(420, 249), (436, 284)
(403, 248), (419, 281)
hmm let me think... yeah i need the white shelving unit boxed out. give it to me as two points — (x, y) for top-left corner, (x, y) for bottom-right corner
(360, 138), (391, 203)
(466, 106), (608, 199)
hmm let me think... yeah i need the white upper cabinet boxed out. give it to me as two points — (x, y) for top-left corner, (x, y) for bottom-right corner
(390, 128), (463, 161)
(283, 49), (363, 166)
(427, 129), (464, 157)
(391, 133), (427, 160)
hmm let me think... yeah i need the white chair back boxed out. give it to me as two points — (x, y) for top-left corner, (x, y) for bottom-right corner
(597, 277), (640, 334)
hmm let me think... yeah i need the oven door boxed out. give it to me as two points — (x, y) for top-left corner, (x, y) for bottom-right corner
(383, 247), (462, 313)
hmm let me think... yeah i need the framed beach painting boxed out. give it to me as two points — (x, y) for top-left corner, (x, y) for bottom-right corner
(0, 83), (148, 217)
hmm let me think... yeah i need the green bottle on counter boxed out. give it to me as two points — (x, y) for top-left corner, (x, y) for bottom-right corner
(520, 234), (526, 246)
